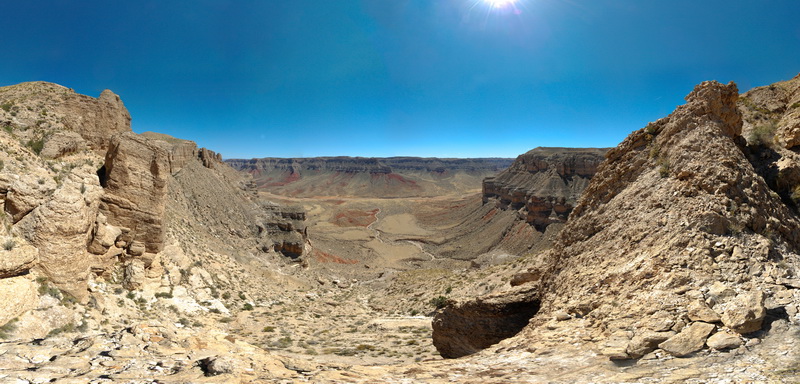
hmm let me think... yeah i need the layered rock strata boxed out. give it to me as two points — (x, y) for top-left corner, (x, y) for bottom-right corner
(482, 147), (608, 231)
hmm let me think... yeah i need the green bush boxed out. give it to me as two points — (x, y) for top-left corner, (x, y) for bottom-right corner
(0, 103), (12, 112)
(242, 303), (254, 311)
(429, 295), (449, 309)
(26, 138), (44, 155)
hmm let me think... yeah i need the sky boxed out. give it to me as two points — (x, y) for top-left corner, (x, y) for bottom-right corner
(2, 1), (799, 159)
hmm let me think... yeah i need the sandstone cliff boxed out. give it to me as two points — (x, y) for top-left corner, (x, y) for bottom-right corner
(227, 156), (513, 198)
(434, 80), (800, 366)
(482, 147), (608, 230)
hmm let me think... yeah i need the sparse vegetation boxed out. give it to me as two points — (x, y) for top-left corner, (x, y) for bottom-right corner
(26, 138), (45, 155)
(2, 239), (15, 251)
(263, 326), (275, 332)
(658, 158), (671, 178)
(0, 102), (12, 112)
(0, 318), (18, 339)
(429, 295), (448, 309)
(242, 303), (254, 311)
(748, 121), (777, 147)
(47, 322), (76, 338)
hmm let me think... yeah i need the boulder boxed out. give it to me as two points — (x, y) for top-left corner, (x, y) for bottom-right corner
(4, 174), (55, 223)
(0, 275), (38, 327)
(718, 290), (766, 334)
(14, 168), (102, 301)
(658, 322), (715, 357)
(0, 242), (38, 278)
(87, 213), (122, 255)
(687, 300), (721, 323)
(706, 329), (743, 350)
(626, 331), (674, 359)
(123, 259), (146, 291)
(432, 285), (540, 358)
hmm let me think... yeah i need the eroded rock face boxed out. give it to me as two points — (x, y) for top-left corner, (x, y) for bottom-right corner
(432, 285), (540, 358)
(15, 167), (103, 300)
(0, 276), (38, 327)
(482, 147), (608, 231)
(99, 132), (170, 254)
(499, 80), (800, 360)
(0, 242), (38, 278)
(0, 82), (131, 151)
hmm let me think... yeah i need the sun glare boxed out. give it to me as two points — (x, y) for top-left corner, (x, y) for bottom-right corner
(484, 0), (518, 8)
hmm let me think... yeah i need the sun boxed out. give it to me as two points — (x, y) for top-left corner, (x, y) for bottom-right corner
(484, 0), (518, 8)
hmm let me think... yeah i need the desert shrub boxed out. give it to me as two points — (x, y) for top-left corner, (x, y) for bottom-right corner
(0, 159), (4, 171)
(429, 296), (448, 309)
(2, 239), (14, 251)
(219, 317), (233, 323)
(242, 303), (254, 311)
(0, 102), (12, 112)
(262, 326), (275, 332)
(791, 101), (800, 109)
(154, 291), (173, 299)
(748, 122), (777, 147)
(658, 158), (671, 178)
(26, 138), (44, 155)
(47, 322), (76, 338)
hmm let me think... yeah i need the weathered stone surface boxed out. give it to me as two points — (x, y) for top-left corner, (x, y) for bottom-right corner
(658, 322), (715, 357)
(40, 131), (87, 159)
(706, 329), (743, 350)
(719, 290), (766, 334)
(600, 331), (632, 360)
(626, 331), (674, 359)
(88, 213), (122, 255)
(0, 242), (38, 278)
(687, 300), (721, 323)
(100, 132), (170, 254)
(432, 285), (540, 358)
(14, 168), (103, 300)
(4, 174), (55, 223)
(123, 259), (146, 291)
(0, 275), (38, 327)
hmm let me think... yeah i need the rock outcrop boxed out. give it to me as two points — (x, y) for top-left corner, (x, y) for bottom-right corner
(434, 80), (800, 361)
(99, 132), (171, 254)
(0, 82), (131, 152)
(15, 167), (103, 300)
(482, 147), (608, 230)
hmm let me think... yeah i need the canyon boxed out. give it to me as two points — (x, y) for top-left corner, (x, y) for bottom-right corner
(0, 76), (798, 383)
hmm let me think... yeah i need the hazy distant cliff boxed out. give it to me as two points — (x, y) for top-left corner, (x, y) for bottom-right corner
(226, 156), (514, 198)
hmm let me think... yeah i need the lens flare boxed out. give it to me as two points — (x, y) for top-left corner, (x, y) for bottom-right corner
(484, 0), (518, 8)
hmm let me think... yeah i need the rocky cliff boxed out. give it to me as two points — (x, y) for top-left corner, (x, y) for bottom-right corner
(0, 81), (130, 153)
(434, 79), (800, 370)
(227, 156), (513, 198)
(0, 81), (307, 320)
(482, 147), (608, 231)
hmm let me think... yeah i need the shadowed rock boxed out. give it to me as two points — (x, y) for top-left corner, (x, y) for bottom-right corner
(432, 285), (540, 358)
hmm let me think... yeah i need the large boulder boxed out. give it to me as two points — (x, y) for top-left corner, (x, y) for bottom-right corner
(658, 322), (716, 357)
(718, 290), (767, 334)
(14, 167), (103, 300)
(432, 285), (540, 358)
(0, 241), (38, 278)
(0, 275), (38, 327)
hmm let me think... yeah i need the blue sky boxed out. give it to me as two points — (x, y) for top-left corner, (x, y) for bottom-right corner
(2, 1), (799, 159)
